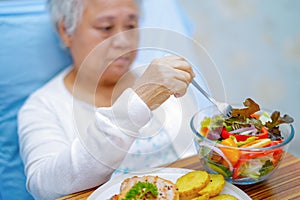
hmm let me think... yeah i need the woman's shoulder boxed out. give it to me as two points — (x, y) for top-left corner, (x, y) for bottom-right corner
(23, 67), (72, 106)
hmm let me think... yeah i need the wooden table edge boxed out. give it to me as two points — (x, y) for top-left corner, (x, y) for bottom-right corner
(57, 152), (300, 200)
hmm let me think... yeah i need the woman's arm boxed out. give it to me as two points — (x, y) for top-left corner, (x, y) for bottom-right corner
(18, 88), (151, 199)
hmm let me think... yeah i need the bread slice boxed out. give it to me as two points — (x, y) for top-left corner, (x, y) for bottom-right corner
(110, 175), (179, 200)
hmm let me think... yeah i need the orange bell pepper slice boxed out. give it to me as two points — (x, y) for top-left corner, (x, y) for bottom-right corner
(220, 137), (240, 166)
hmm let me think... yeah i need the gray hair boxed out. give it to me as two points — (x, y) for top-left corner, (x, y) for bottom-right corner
(47, 0), (142, 35)
(47, 0), (83, 35)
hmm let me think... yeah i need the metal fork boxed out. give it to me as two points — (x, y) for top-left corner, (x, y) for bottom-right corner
(191, 79), (233, 118)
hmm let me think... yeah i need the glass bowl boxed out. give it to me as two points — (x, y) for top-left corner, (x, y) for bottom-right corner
(190, 105), (294, 185)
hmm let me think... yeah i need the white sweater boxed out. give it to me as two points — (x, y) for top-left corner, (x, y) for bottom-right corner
(18, 67), (204, 199)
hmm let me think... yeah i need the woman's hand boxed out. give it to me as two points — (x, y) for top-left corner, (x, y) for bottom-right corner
(133, 55), (195, 110)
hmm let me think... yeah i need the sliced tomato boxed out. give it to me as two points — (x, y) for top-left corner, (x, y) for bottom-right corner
(235, 134), (251, 142)
(221, 127), (231, 139)
(257, 127), (268, 139)
(221, 128), (251, 142)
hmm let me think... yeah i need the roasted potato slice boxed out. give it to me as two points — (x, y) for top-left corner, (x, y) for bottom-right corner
(190, 193), (209, 200)
(209, 194), (238, 200)
(176, 170), (210, 200)
(198, 174), (225, 197)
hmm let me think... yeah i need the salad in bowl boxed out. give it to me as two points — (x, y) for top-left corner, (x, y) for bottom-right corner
(191, 98), (294, 185)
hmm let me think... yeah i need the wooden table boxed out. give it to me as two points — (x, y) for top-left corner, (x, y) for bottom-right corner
(58, 152), (300, 200)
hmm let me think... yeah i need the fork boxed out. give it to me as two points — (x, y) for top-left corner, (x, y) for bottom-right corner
(191, 79), (233, 118)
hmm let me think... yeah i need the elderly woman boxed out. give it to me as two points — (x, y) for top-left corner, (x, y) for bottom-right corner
(18, 0), (198, 199)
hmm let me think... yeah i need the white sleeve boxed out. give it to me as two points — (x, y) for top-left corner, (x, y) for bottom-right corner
(79, 88), (152, 169)
(18, 88), (151, 199)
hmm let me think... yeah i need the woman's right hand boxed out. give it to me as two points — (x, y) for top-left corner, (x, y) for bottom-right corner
(133, 55), (194, 110)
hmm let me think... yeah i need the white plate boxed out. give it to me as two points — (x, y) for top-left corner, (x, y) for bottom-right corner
(88, 168), (252, 200)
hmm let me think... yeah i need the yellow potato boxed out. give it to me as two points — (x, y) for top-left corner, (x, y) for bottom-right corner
(209, 194), (238, 200)
(176, 170), (210, 200)
(198, 174), (225, 197)
(190, 193), (209, 200)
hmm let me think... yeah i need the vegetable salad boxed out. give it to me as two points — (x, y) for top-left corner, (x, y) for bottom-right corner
(199, 98), (294, 181)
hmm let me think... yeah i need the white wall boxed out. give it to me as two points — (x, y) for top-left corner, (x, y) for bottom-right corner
(179, 0), (300, 157)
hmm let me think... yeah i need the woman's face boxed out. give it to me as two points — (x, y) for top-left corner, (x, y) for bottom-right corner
(60, 0), (139, 85)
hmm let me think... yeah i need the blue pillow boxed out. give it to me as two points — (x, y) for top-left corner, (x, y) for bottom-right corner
(0, 1), (72, 199)
(0, 0), (193, 199)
